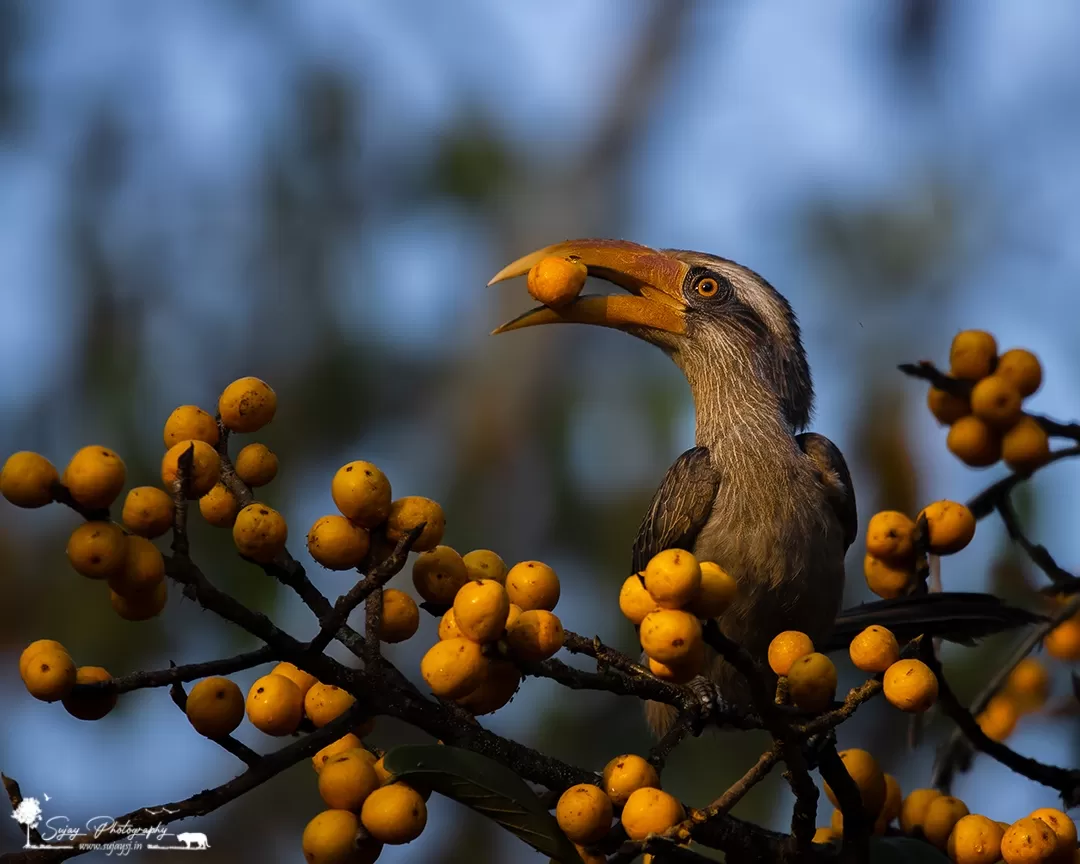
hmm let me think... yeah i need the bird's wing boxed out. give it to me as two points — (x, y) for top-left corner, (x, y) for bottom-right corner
(632, 446), (721, 574)
(796, 432), (857, 552)
(826, 592), (1046, 650)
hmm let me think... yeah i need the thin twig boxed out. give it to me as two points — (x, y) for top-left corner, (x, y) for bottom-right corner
(997, 498), (1074, 588)
(818, 741), (870, 863)
(70, 648), (274, 696)
(933, 593), (1080, 791)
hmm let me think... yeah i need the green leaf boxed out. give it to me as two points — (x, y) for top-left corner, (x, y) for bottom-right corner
(382, 744), (585, 864)
(868, 835), (952, 864)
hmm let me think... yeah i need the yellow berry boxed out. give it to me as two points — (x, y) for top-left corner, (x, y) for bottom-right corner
(233, 503), (288, 563)
(234, 443), (278, 487)
(67, 520), (128, 580)
(918, 500), (976, 555)
(312, 734), (365, 774)
(272, 662), (319, 701)
(198, 482), (240, 527)
(61, 665), (116, 721)
(948, 814), (1005, 864)
(528, 256), (588, 308)
(1001, 816), (1058, 863)
(971, 375), (1024, 429)
(950, 330), (998, 380)
(555, 784), (613, 845)
(219, 376), (276, 434)
(863, 553), (915, 599)
(121, 486), (173, 538)
(928, 387), (971, 426)
(381, 589), (420, 643)
(640, 609), (703, 665)
(386, 496), (445, 551)
(305, 683), (356, 728)
(246, 673), (303, 736)
(1027, 808), (1076, 857)
(813, 827), (838, 845)
(997, 349), (1043, 398)
(331, 461), (392, 529)
(185, 677), (244, 738)
(768, 630), (815, 676)
(462, 549), (507, 583)
(505, 603), (523, 630)
(63, 446), (126, 510)
(420, 637), (488, 699)
(923, 795), (970, 849)
(948, 416), (1002, 467)
(865, 511), (917, 561)
(602, 755), (660, 808)
(456, 658), (522, 715)
(107, 535), (164, 597)
(161, 440), (221, 498)
(505, 560), (560, 612)
(884, 659), (938, 713)
(307, 515), (370, 570)
(163, 405), (220, 449)
(506, 610), (564, 662)
(831, 808), (844, 835)
(1, 451), (58, 508)
(647, 641), (705, 684)
(900, 788), (942, 835)
(977, 694), (1019, 742)
(412, 545), (469, 605)
(373, 756), (393, 785)
(21, 648), (76, 702)
(849, 625), (900, 673)
(1005, 658), (1051, 713)
(438, 608), (464, 641)
(1045, 618), (1080, 662)
(453, 579), (511, 642)
(687, 561), (737, 619)
(302, 810), (381, 864)
(824, 749), (886, 818)
(621, 787), (685, 841)
(1003, 416), (1051, 473)
(360, 783), (427, 845)
(19, 640), (68, 678)
(643, 549), (702, 609)
(619, 574), (659, 625)
(786, 652), (837, 712)
(319, 749), (381, 811)
(110, 580), (168, 621)
(878, 774), (902, 829)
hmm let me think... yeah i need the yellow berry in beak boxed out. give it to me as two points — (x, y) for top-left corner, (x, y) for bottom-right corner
(527, 256), (587, 308)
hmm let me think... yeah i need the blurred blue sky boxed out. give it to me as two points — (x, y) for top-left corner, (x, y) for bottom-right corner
(4, 2), (1080, 861)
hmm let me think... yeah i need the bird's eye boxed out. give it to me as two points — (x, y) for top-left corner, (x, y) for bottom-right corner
(695, 277), (720, 297)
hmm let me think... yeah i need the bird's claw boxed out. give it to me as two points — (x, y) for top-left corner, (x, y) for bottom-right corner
(801, 729), (837, 771)
(685, 676), (746, 735)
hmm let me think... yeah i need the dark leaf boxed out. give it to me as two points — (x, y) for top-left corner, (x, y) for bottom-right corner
(383, 745), (584, 863)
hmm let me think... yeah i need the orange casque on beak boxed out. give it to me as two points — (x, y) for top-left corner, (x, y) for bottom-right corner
(488, 239), (689, 335)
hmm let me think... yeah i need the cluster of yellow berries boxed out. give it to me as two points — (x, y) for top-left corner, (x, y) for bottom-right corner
(418, 552), (564, 714)
(768, 623), (938, 715)
(307, 460), (445, 574)
(815, 752), (1077, 864)
(863, 501), (976, 599)
(928, 332), (1049, 472)
(17, 639), (116, 720)
(618, 549), (737, 684)
(553, 754), (683, 862)
(527, 256), (588, 308)
(973, 658), (1054, 744)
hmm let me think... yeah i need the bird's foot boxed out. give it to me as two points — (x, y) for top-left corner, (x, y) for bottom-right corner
(685, 676), (753, 734)
(800, 729), (838, 771)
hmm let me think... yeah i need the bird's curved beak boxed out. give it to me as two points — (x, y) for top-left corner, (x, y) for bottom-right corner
(488, 239), (689, 335)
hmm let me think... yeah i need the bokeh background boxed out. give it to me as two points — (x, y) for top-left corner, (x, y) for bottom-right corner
(3, 1), (1080, 860)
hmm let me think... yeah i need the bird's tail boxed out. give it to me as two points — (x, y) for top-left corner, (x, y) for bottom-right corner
(825, 592), (1046, 652)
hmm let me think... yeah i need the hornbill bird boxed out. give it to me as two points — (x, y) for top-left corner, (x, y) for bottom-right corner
(490, 239), (1041, 736)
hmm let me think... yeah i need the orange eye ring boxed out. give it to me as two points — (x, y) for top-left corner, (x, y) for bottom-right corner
(696, 277), (720, 297)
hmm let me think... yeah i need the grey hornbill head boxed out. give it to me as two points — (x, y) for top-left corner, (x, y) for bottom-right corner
(490, 238), (814, 432)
